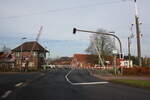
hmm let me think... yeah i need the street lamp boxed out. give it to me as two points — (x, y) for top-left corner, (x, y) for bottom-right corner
(73, 28), (123, 57)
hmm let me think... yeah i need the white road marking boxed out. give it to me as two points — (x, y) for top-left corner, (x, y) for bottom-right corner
(65, 69), (109, 85)
(65, 69), (74, 84)
(15, 82), (24, 87)
(1, 90), (12, 99)
(72, 82), (108, 85)
(40, 73), (45, 76)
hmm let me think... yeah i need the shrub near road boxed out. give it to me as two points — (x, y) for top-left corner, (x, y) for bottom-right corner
(123, 67), (150, 76)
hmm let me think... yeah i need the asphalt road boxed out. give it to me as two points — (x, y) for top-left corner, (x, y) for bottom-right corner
(0, 68), (150, 100)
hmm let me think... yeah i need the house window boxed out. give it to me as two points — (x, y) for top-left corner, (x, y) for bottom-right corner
(16, 52), (20, 57)
(39, 53), (45, 57)
(16, 60), (19, 64)
(33, 52), (37, 57)
(28, 62), (34, 67)
(16, 60), (21, 65)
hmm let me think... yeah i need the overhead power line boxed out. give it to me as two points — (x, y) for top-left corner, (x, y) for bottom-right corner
(0, 0), (127, 20)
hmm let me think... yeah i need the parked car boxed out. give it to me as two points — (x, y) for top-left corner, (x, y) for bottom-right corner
(42, 65), (56, 70)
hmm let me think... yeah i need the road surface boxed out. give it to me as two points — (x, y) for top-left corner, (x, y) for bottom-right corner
(0, 68), (150, 100)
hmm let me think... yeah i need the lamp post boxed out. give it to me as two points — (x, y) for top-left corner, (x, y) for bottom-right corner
(73, 28), (123, 56)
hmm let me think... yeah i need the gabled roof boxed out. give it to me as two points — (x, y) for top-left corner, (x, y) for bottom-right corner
(0, 52), (12, 58)
(0, 52), (8, 58)
(0, 52), (14, 63)
(12, 41), (48, 52)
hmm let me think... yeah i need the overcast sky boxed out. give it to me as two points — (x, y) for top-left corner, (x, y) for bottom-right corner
(0, 0), (149, 57)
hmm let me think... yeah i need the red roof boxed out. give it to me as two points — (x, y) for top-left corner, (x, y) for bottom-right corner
(12, 41), (48, 52)
(0, 52), (12, 58)
(0, 52), (14, 62)
(73, 54), (98, 64)
(0, 52), (8, 58)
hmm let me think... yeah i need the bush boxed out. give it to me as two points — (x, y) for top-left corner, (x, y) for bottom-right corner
(123, 67), (150, 76)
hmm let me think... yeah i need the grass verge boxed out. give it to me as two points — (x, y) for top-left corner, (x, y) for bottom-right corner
(111, 79), (150, 88)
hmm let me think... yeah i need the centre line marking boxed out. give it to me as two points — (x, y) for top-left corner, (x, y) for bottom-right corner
(15, 82), (24, 87)
(40, 73), (45, 76)
(65, 69), (109, 85)
(1, 90), (12, 99)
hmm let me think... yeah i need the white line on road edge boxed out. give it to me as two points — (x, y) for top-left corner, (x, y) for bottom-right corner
(71, 82), (108, 85)
(1, 90), (12, 99)
(65, 69), (109, 85)
(15, 82), (24, 87)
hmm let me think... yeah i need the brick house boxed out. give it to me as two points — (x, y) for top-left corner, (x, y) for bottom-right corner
(71, 54), (99, 68)
(12, 41), (48, 70)
(0, 51), (15, 71)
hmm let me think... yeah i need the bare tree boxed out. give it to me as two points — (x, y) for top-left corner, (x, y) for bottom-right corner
(85, 28), (116, 57)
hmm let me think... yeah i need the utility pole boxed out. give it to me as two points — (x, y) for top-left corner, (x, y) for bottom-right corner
(128, 24), (134, 67)
(128, 37), (131, 67)
(134, 0), (142, 66)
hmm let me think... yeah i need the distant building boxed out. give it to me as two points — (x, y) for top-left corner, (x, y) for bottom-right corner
(142, 57), (150, 67)
(12, 41), (48, 70)
(71, 54), (98, 68)
(0, 51), (14, 71)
